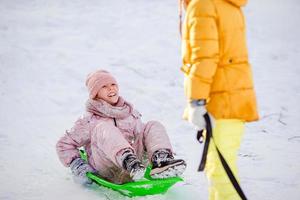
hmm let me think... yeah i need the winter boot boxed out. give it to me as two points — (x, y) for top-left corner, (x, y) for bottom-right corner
(121, 149), (146, 181)
(150, 149), (186, 179)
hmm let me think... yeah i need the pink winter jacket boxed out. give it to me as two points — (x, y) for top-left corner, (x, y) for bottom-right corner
(56, 97), (172, 183)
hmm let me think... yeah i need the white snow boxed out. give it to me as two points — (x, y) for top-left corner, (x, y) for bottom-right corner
(0, 0), (299, 199)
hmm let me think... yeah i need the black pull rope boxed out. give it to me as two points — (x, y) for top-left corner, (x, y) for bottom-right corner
(113, 118), (117, 127)
(197, 130), (210, 171)
(197, 113), (247, 200)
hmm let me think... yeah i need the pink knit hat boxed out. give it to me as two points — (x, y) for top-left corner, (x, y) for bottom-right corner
(85, 70), (118, 99)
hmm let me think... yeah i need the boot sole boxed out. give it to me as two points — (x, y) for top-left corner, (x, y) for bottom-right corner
(150, 161), (186, 179)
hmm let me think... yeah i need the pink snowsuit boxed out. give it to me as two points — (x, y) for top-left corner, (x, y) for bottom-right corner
(56, 97), (173, 183)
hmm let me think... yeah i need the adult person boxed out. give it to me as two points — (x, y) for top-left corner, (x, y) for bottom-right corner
(179, 0), (259, 199)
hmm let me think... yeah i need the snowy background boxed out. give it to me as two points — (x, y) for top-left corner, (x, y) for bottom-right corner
(1, 0), (300, 199)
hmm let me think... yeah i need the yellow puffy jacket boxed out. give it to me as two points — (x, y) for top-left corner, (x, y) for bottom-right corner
(181, 0), (259, 122)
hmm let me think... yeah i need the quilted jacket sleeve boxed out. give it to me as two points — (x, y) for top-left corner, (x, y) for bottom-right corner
(56, 115), (91, 167)
(182, 2), (220, 100)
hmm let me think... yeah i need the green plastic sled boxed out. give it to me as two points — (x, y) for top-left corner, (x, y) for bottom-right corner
(79, 149), (183, 197)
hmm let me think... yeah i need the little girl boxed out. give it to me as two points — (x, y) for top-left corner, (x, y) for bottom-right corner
(56, 70), (186, 184)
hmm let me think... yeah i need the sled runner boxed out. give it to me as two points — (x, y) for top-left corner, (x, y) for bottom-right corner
(79, 150), (183, 197)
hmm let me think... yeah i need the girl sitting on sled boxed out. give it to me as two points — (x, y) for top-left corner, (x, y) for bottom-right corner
(56, 70), (186, 184)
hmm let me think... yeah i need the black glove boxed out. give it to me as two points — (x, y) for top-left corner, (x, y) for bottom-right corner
(70, 158), (96, 185)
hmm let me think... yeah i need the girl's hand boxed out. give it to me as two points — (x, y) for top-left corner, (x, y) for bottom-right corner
(69, 158), (96, 185)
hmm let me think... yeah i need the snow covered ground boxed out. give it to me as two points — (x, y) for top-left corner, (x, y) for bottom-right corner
(0, 0), (299, 199)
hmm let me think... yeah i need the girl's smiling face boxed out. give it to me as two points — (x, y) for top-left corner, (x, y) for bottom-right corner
(95, 83), (119, 105)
